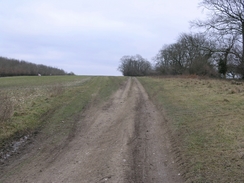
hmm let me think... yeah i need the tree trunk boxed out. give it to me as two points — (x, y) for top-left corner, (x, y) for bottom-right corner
(242, 21), (244, 63)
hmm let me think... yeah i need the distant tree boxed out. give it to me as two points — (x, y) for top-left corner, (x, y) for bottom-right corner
(67, 72), (75, 75)
(118, 55), (152, 76)
(0, 57), (70, 77)
(154, 33), (217, 76)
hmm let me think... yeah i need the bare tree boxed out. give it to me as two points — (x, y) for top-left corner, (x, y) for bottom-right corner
(154, 33), (217, 76)
(214, 35), (238, 78)
(192, 0), (244, 63)
(118, 55), (152, 76)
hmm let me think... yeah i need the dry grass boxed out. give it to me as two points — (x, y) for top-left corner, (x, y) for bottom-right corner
(0, 76), (126, 150)
(0, 91), (13, 122)
(138, 77), (244, 182)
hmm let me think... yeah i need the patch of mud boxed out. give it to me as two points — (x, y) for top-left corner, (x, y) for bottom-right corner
(0, 135), (30, 164)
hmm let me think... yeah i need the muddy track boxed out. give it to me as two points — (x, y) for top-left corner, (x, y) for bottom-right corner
(0, 77), (183, 183)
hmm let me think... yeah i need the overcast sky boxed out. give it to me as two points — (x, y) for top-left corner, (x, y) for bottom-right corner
(0, 0), (206, 76)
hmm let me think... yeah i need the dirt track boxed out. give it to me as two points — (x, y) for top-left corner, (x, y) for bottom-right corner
(0, 77), (183, 183)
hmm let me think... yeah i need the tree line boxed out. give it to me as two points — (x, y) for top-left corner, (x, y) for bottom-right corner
(118, 0), (244, 79)
(0, 57), (74, 77)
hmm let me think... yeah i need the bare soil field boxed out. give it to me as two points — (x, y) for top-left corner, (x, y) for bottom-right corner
(0, 77), (182, 183)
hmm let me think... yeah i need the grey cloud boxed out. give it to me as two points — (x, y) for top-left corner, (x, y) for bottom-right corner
(0, 0), (205, 75)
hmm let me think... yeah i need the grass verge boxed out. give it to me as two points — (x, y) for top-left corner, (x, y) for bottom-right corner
(0, 76), (126, 150)
(138, 77), (244, 182)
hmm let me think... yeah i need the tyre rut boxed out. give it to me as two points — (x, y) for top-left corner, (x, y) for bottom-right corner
(0, 77), (183, 183)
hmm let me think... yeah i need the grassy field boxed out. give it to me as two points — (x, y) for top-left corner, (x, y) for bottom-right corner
(2, 75), (244, 182)
(0, 76), (126, 150)
(138, 76), (244, 182)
